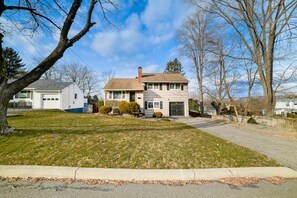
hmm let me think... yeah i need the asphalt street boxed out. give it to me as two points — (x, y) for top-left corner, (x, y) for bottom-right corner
(1, 179), (297, 198)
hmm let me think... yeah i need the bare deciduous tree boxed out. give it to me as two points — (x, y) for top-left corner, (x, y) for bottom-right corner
(0, 0), (117, 133)
(179, 10), (213, 114)
(61, 63), (99, 97)
(189, 0), (297, 116)
(207, 37), (240, 118)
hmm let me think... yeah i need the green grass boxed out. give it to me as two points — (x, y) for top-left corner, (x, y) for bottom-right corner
(1, 110), (280, 169)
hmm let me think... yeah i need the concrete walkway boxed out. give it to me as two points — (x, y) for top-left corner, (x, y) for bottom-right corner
(176, 117), (297, 170)
(0, 165), (297, 181)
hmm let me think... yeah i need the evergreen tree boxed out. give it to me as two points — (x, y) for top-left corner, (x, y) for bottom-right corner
(3, 47), (26, 78)
(164, 58), (185, 75)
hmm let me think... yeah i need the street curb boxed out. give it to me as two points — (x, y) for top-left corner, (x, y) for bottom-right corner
(1, 166), (297, 181)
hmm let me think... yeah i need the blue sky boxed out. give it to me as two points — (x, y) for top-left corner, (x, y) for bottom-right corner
(1, 0), (296, 97)
(2, 0), (193, 79)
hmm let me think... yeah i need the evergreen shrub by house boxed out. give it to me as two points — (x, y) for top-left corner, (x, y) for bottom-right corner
(247, 117), (258, 124)
(119, 101), (140, 114)
(99, 105), (112, 114)
(119, 101), (129, 114)
(128, 102), (140, 113)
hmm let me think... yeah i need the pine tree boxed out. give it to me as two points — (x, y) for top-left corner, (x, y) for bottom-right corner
(3, 47), (26, 78)
(164, 58), (185, 75)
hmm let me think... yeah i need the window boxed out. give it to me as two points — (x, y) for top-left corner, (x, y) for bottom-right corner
(169, 83), (182, 90)
(74, 93), (77, 99)
(147, 83), (153, 90)
(146, 101), (160, 109)
(148, 101), (154, 109)
(109, 91), (126, 100)
(154, 101), (160, 109)
(15, 91), (31, 99)
(147, 83), (160, 90)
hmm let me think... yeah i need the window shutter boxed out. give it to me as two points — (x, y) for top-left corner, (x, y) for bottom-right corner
(160, 83), (162, 90)
(167, 83), (169, 90)
(160, 101), (163, 109)
(144, 101), (147, 109)
(144, 83), (147, 90)
(181, 84), (184, 90)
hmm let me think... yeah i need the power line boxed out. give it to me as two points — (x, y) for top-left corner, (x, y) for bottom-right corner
(4, 13), (101, 77)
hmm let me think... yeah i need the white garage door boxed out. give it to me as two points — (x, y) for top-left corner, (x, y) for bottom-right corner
(42, 94), (60, 109)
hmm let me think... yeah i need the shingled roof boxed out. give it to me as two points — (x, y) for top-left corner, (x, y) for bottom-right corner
(141, 73), (188, 83)
(21, 79), (73, 90)
(104, 78), (144, 90)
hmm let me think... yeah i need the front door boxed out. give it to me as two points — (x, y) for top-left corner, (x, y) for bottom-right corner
(130, 92), (135, 102)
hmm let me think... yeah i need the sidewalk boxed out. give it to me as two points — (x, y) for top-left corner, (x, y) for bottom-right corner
(0, 165), (297, 181)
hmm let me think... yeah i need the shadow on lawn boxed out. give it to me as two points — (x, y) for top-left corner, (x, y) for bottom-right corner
(8, 125), (196, 137)
(188, 121), (225, 129)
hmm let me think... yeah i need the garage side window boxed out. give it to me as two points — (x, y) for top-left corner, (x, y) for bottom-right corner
(15, 91), (31, 99)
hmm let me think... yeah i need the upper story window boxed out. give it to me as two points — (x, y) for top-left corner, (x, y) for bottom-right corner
(74, 93), (77, 99)
(109, 91), (126, 100)
(147, 83), (159, 90)
(169, 83), (182, 90)
(15, 91), (31, 99)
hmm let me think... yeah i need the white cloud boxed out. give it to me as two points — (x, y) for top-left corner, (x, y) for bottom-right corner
(91, 0), (191, 58)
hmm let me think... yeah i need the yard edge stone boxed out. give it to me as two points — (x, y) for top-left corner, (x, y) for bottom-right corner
(1, 165), (297, 181)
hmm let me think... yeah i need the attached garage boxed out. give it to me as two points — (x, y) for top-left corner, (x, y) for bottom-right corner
(42, 94), (60, 109)
(169, 102), (185, 116)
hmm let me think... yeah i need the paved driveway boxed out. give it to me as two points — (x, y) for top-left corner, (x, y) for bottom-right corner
(175, 117), (297, 170)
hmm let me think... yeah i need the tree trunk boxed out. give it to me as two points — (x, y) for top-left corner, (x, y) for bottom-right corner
(0, 94), (10, 133)
(199, 83), (204, 114)
(244, 87), (251, 116)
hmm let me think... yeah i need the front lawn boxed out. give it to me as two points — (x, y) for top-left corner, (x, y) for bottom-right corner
(1, 110), (280, 169)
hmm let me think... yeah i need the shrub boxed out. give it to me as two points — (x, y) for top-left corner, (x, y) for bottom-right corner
(247, 117), (258, 124)
(287, 113), (297, 118)
(95, 100), (104, 107)
(153, 112), (163, 118)
(99, 105), (112, 114)
(128, 102), (140, 113)
(119, 101), (129, 114)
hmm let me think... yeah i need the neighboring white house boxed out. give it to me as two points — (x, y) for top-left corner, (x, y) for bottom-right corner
(275, 96), (297, 116)
(9, 79), (84, 112)
(103, 67), (189, 117)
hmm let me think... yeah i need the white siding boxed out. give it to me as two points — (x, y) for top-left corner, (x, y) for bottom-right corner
(275, 98), (297, 115)
(61, 84), (84, 110)
(143, 83), (189, 117)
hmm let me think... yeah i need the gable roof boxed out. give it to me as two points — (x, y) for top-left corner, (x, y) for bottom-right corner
(104, 78), (144, 90)
(141, 73), (188, 83)
(9, 79), (73, 91)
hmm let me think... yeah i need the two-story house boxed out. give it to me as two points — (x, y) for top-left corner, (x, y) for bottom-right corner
(103, 67), (189, 117)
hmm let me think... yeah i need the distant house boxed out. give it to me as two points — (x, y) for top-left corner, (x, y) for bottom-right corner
(275, 96), (297, 116)
(9, 79), (84, 112)
(103, 67), (189, 117)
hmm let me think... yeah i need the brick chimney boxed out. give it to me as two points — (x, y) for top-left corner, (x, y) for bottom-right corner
(138, 67), (142, 83)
